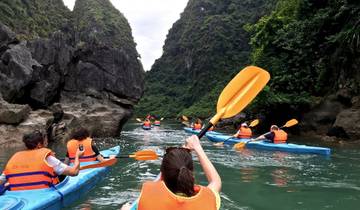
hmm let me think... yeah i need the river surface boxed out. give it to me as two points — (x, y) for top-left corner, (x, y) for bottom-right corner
(1, 120), (360, 210)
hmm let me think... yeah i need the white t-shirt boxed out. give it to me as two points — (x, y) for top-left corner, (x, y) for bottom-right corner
(0, 156), (69, 183)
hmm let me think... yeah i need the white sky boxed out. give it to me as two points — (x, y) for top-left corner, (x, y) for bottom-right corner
(63, 0), (188, 71)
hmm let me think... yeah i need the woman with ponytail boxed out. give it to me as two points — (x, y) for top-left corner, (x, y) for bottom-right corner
(121, 135), (222, 210)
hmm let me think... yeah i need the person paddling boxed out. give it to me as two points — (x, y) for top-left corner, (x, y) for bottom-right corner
(121, 135), (222, 210)
(233, 123), (252, 139)
(192, 118), (203, 130)
(0, 131), (84, 191)
(143, 119), (151, 127)
(64, 128), (107, 164)
(252, 125), (287, 144)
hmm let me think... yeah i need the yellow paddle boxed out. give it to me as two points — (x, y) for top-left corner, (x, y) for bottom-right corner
(182, 115), (189, 121)
(233, 119), (299, 150)
(79, 150), (159, 170)
(197, 66), (270, 138)
(213, 119), (260, 146)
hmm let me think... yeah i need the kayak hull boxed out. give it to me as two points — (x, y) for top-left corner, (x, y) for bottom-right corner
(205, 132), (250, 144)
(0, 146), (120, 210)
(183, 127), (221, 135)
(142, 126), (151, 130)
(206, 132), (331, 155)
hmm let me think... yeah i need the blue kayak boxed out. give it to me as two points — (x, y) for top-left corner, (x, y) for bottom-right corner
(206, 132), (331, 155)
(183, 127), (221, 135)
(0, 146), (120, 210)
(142, 125), (151, 130)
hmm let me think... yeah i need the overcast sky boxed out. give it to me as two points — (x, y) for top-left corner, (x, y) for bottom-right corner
(63, 0), (188, 71)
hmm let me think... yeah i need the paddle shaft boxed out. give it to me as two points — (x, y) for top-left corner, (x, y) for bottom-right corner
(198, 123), (214, 139)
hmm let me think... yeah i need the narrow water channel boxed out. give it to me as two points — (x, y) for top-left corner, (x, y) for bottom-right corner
(1, 120), (359, 209)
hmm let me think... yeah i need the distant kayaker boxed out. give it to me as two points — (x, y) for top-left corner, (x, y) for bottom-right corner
(253, 125), (287, 144)
(233, 123), (252, 138)
(64, 128), (109, 164)
(192, 118), (202, 130)
(121, 135), (222, 210)
(143, 119), (151, 127)
(154, 119), (161, 125)
(0, 130), (84, 191)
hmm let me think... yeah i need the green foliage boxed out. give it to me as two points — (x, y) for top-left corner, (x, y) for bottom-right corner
(248, 0), (360, 103)
(135, 0), (275, 118)
(73, 0), (137, 55)
(0, 0), (71, 39)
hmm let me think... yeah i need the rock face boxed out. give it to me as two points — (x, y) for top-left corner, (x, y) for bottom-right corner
(302, 90), (360, 141)
(0, 0), (145, 147)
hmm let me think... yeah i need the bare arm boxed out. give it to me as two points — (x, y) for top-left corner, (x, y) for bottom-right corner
(62, 149), (84, 176)
(185, 135), (222, 192)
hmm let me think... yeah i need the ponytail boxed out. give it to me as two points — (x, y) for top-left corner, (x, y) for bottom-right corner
(177, 167), (195, 196)
(161, 148), (195, 196)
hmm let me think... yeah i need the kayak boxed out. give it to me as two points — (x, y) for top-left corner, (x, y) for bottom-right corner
(206, 132), (331, 155)
(0, 146), (120, 210)
(205, 132), (250, 144)
(142, 125), (151, 130)
(154, 123), (160, 126)
(183, 127), (221, 135)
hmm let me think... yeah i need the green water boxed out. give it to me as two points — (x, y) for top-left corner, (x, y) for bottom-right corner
(1, 120), (360, 210)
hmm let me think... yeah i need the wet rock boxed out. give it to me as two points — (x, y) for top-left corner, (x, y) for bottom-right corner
(301, 94), (345, 133)
(333, 108), (360, 140)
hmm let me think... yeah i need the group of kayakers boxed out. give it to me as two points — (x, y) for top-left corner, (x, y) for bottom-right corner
(190, 118), (288, 144)
(0, 128), (114, 192)
(142, 114), (162, 127)
(1, 117), (288, 209)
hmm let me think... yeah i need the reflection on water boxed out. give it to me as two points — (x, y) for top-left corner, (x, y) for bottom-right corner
(1, 120), (360, 210)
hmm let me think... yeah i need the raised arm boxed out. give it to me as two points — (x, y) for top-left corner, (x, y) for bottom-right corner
(185, 135), (222, 192)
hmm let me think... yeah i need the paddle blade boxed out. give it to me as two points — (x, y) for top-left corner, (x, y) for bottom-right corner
(249, 119), (259, 127)
(160, 117), (164, 121)
(212, 66), (270, 124)
(182, 115), (189, 121)
(80, 158), (117, 170)
(182, 121), (190, 127)
(136, 118), (142, 122)
(283, 119), (298, 128)
(131, 150), (158, 161)
(233, 142), (246, 150)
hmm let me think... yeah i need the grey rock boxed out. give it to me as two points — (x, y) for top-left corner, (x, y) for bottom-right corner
(0, 109), (53, 148)
(333, 108), (360, 140)
(0, 42), (41, 102)
(0, 98), (31, 124)
(0, 24), (17, 52)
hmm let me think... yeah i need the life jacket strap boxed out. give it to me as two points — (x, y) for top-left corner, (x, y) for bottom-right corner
(5, 171), (57, 179)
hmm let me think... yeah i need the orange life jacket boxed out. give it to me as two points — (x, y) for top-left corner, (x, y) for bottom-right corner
(154, 120), (161, 125)
(273, 130), (287, 144)
(67, 138), (97, 162)
(138, 181), (217, 210)
(143, 121), (151, 126)
(3, 148), (59, 191)
(236, 127), (252, 138)
(193, 123), (202, 130)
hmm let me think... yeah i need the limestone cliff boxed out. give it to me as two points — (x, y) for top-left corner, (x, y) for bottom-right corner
(0, 0), (144, 147)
